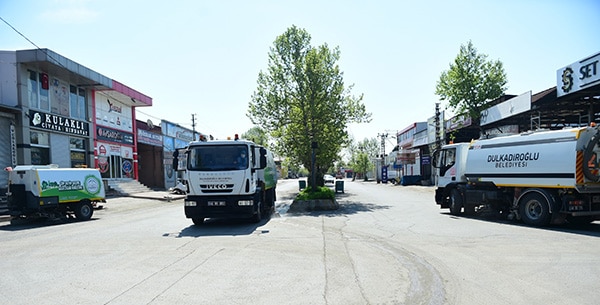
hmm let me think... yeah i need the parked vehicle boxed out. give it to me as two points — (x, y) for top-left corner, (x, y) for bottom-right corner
(324, 174), (335, 184)
(175, 136), (278, 225)
(6, 165), (105, 222)
(433, 126), (600, 226)
(169, 179), (187, 195)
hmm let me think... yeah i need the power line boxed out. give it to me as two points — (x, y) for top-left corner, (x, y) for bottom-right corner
(0, 16), (42, 50)
(2, 15), (210, 138)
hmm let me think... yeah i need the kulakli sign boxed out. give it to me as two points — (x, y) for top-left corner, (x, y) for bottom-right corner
(29, 110), (89, 136)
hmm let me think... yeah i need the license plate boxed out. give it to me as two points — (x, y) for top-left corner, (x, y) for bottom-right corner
(207, 201), (226, 207)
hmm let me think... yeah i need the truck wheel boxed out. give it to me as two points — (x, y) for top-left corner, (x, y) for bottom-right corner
(192, 217), (204, 225)
(267, 188), (276, 215)
(251, 202), (262, 223)
(74, 201), (93, 221)
(519, 192), (551, 226)
(449, 189), (463, 216)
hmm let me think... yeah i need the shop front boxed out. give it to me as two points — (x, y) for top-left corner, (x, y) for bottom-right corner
(95, 126), (135, 180)
(136, 119), (164, 189)
(93, 81), (152, 181)
(162, 120), (197, 189)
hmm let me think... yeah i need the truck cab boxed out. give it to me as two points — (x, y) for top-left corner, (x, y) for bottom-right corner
(178, 139), (277, 225)
(434, 143), (469, 187)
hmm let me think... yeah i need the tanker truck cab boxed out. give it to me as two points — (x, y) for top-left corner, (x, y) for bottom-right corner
(433, 127), (600, 226)
(179, 138), (277, 225)
(434, 143), (469, 190)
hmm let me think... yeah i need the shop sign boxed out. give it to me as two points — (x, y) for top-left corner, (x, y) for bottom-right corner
(480, 91), (531, 126)
(164, 121), (194, 141)
(137, 129), (163, 146)
(557, 52), (600, 97)
(445, 115), (472, 132)
(10, 124), (17, 167)
(97, 126), (134, 145)
(29, 110), (89, 136)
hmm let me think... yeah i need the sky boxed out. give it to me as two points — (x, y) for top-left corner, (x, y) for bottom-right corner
(1, 0), (600, 152)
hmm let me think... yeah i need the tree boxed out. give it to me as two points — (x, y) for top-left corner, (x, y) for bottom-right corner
(347, 137), (378, 180)
(435, 40), (507, 121)
(242, 126), (269, 147)
(248, 25), (371, 188)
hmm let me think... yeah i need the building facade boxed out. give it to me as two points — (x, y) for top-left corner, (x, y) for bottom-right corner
(0, 49), (152, 194)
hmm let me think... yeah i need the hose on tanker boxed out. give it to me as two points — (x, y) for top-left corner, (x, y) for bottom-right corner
(583, 131), (600, 182)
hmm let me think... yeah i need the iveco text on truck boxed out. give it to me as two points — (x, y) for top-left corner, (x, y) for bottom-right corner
(175, 136), (278, 225)
(433, 126), (600, 226)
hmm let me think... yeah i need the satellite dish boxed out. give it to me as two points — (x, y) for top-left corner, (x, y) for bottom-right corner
(147, 119), (154, 129)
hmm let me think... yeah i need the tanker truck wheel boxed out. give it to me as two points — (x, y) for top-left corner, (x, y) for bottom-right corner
(519, 192), (551, 226)
(449, 189), (463, 216)
(74, 200), (93, 221)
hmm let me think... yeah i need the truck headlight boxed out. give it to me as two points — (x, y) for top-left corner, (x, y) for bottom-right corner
(238, 200), (253, 206)
(185, 200), (196, 207)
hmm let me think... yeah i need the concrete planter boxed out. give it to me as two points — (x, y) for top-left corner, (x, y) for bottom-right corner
(288, 198), (339, 212)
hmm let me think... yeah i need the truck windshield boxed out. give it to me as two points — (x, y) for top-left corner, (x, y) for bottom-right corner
(187, 145), (248, 171)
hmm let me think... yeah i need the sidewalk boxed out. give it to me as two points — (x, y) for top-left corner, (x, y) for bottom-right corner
(0, 191), (185, 223)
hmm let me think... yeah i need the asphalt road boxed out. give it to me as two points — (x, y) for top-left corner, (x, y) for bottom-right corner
(1, 179), (599, 305)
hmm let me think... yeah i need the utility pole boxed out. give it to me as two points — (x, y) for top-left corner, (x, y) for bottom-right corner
(435, 103), (442, 151)
(377, 133), (388, 183)
(191, 113), (197, 140)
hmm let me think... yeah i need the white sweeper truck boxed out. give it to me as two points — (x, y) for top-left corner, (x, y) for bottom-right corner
(174, 135), (278, 225)
(433, 125), (600, 226)
(6, 165), (105, 222)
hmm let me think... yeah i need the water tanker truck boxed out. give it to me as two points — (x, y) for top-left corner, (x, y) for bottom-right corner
(433, 126), (600, 226)
(174, 136), (278, 225)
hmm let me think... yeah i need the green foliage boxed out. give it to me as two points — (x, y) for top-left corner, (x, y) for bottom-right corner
(347, 137), (377, 178)
(248, 25), (371, 188)
(242, 126), (269, 147)
(435, 40), (507, 121)
(296, 186), (335, 200)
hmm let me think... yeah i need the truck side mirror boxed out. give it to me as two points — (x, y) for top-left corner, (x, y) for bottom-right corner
(172, 150), (179, 170)
(431, 150), (440, 168)
(259, 147), (267, 169)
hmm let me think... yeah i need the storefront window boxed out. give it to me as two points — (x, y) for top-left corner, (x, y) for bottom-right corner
(70, 137), (85, 150)
(122, 158), (134, 178)
(30, 131), (50, 165)
(70, 137), (86, 168)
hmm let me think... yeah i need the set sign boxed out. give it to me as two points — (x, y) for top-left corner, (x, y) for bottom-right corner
(557, 52), (600, 97)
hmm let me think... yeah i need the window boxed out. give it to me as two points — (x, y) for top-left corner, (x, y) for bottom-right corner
(188, 145), (248, 171)
(28, 70), (39, 109)
(30, 131), (50, 165)
(70, 85), (87, 120)
(70, 138), (86, 168)
(438, 148), (456, 177)
(28, 70), (50, 111)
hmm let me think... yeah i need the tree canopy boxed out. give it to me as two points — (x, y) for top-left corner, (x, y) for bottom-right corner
(347, 137), (378, 180)
(435, 40), (507, 121)
(242, 126), (269, 147)
(248, 25), (371, 186)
